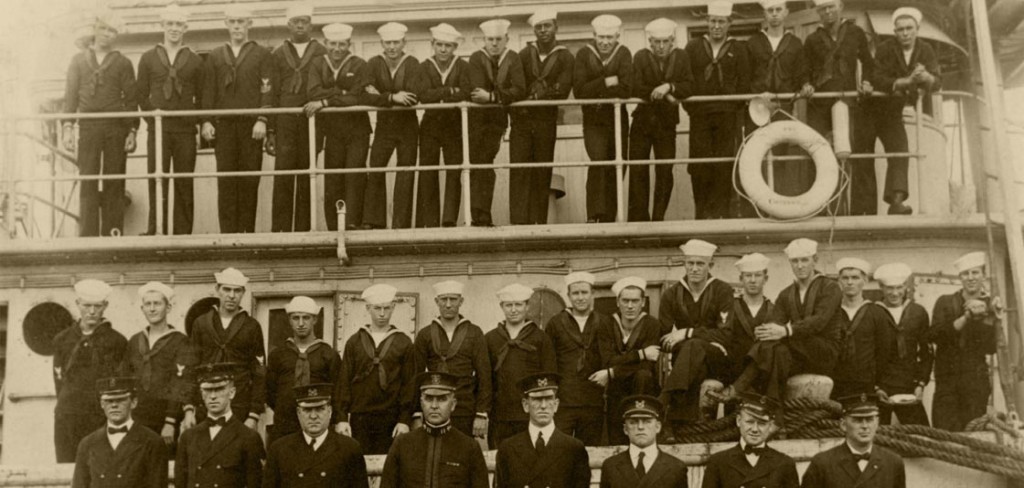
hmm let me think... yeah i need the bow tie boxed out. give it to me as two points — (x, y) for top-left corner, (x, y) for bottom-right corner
(210, 417), (228, 427)
(743, 445), (766, 456)
(853, 453), (872, 462)
(107, 426), (129, 435)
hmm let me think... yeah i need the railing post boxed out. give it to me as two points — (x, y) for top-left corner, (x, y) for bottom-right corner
(613, 101), (626, 223)
(154, 115), (164, 236)
(460, 104), (473, 227)
(308, 115), (318, 230)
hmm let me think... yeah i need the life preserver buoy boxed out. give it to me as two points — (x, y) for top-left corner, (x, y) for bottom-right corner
(737, 120), (840, 219)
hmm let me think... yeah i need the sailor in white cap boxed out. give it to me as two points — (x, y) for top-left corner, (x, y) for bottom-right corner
(336, 284), (415, 454)
(627, 17), (692, 222)
(415, 23), (472, 227)
(508, 8), (574, 226)
(61, 9), (137, 237)
(831, 257), (891, 399)
(53, 279), (128, 462)
(122, 281), (196, 441)
(576, 14), (630, 223)
(865, 6), (941, 216)
(467, 19), (526, 226)
(136, 4), (203, 236)
(592, 276), (663, 446)
(484, 283), (555, 448)
(191, 268), (267, 431)
(412, 280), (492, 437)
(360, 22), (420, 230)
(543, 271), (611, 445)
(203, 3), (273, 234)
(929, 251), (998, 431)
(265, 295), (342, 445)
(684, 0), (751, 219)
(266, 1), (325, 233)
(872, 263), (932, 426)
(306, 23), (371, 230)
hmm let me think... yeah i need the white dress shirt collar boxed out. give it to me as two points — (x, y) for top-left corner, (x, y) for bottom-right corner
(527, 422), (556, 446)
(303, 430), (329, 451)
(629, 443), (659, 472)
(106, 419), (134, 450)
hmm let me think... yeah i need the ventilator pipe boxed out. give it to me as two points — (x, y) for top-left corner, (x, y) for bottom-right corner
(336, 200), (349, 266)
(831, 100), (852, 160)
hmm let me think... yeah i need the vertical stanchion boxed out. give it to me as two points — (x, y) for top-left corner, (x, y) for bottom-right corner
(154, 115), (165, 235)
(613, 101), (626, 223)
(460, 104), (473, 227)
(308, 115), (318, 230)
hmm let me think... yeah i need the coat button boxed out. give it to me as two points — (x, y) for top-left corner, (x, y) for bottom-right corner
(216, 465), (221, 469)
(100, 475), (105, 479)
(298, 473), (304, 478)
(321, 472), (326, 477)
(117, 474), (122, 478)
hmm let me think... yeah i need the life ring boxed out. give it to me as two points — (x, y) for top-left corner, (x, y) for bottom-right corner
(737, 121), (840, 219)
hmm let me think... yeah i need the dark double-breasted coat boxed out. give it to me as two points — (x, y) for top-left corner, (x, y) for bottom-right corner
(801, 443), (906, 488)
(701, 444), (798, 488)
(380, 424), (489, 488)
(262, 431), (369, 488)
(494, 428), (590, 488)
(175, 415), (265, 488)
(599, 448), (688, 488)
(72, 422), (168, 488)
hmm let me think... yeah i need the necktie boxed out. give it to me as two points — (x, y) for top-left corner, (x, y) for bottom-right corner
(535, 431), (545, 451)
(107, 426), (128, 435)
(636, 451), (646, 478)
(210, 417), (228, 427)
(309, 437), (317, 449)
(744, 444), (766, 456)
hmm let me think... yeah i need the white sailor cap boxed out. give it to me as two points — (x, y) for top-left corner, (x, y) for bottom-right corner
(892, 7), (922, 25)
(362, 284), (399, 305)
(223, 4), (252, 20)
(735, 253), (771, 273)
(784, 238), (818, 259)
(215, 267), (249, 287)
(564, 272), (596, 288)
(612, 277), (647, 297)
(874, 263), (913, 287)
(480, 19), (511, 37)
(285, 2), (314, 21)
(430, 23), (463, 44)
(836, 257), (872, 276)
(377, 22), (408, 41)
(286, 296), (320, 315)
(645, 18), (677, 39)
(528, 8), (557, 27)
(680, 239), (717, 258)
(95, 9), (126, 33)
(323, 23), (353, 42)
(433, 280), (465, 297)
(760, 0), (787, 9)
(160, 4), (188, 24)
(954, 251), (987, 274)
(591, 15), (622, 36)
(75, 279), (112, 302)
(497, 283), (534, 302)
(812, 0), (838, 6)
(708, 0), (734, 17)
(138, 281), (174, 302)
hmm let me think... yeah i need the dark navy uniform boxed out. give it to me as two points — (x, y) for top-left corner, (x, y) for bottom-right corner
(191, 309), (267, 423)
(596, 314), (662, 446)
(268, 39), (327, 232)
(509, 42), (574, 225)
(831, 302), (890, 399)
(494, 428), (590, 488)
(546, 309), (611, 445)
(601, 447), (688, 488)
(121, 327), (195, 435)
(136, 45), (204, 235)
(413, 317), (492, 436)
(265, 339), (341, 444)
(484, 321), (556, 448)
(573, 42), (632, 223)
(53, 321), (128, 463)
(877, 301), (932, 426)
(702, 443), (798, 488)
(306, 52), (371, 230)
(72, 421), (167, 488)
(263, 430), (368, 488)
(801, 443), (906, 488)
(467, 48), (526, 226)
(175, 414), (265, 488)
(928, 292), (996, 431)
(380, 422), (489, 488)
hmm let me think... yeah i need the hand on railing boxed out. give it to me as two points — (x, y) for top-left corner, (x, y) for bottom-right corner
(798, 83), (815, 99)
(264, 132), (276, 156)
(470, 88), (492, 104)
(201, 121), (216, 141)
(251, 119), (267, 140)
(61, 123), (76, 152)
(124, 130), (137, 154)
(604, 75), (619, 87)
(651, 83), (673, 101)
(303, 100), (326, 118)
(391, 91), (418, 106)
(858, 80), (874, 96)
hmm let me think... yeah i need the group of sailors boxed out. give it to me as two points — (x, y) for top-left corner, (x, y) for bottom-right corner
(63, 0), (941, 236)
(60, 237), (997, 487)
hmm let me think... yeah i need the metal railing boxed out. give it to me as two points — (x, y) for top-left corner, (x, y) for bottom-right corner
(1, 90), (953, 238)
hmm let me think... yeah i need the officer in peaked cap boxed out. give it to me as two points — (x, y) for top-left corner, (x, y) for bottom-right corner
(264, 383), (369, 488)
(703, 392), (799, 488)
(381, 372), (489, 488)
(494, 373), (590, 488)
(176, 362), (265, 488)
(72, 377), (167, 487)
(803, 393), (907, 488)
(600, 395), (689, 487)
(53, 279), (128, 462)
